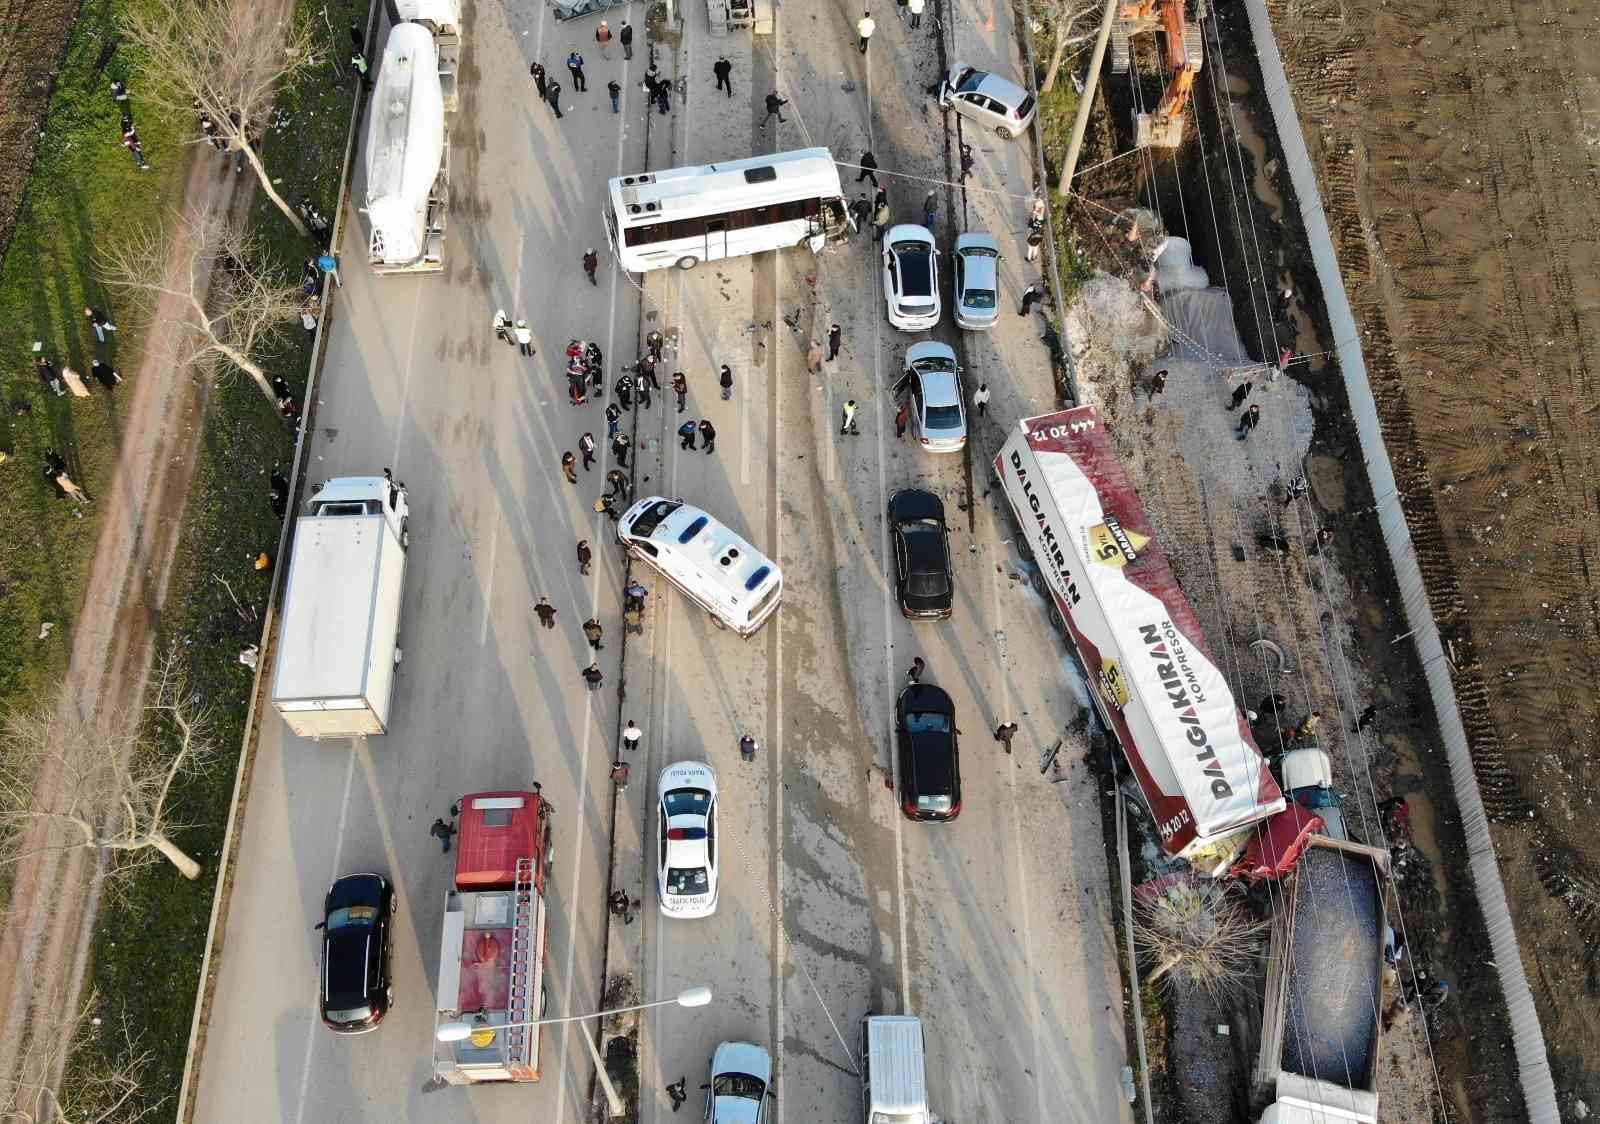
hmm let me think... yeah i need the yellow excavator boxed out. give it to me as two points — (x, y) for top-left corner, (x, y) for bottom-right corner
(1111, 0), (1206, 148)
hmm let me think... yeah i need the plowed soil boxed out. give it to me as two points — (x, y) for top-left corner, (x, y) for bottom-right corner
(1267, 0), (1600, 1109)
(0, 0), (80, 255)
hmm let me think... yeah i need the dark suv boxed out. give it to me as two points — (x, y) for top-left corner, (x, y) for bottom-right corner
(317, 872), (395, 1033)
(895, 684), (962, 821)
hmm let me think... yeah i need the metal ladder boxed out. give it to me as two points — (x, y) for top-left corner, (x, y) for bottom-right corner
(504, 858), (536, 1069)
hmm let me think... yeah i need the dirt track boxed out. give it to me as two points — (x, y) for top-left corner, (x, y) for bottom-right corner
(1267, 0), (1600, 1106)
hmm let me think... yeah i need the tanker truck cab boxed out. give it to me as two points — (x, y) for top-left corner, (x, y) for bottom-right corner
(307, 474), (410, 543)
(616, 497), (782, 637)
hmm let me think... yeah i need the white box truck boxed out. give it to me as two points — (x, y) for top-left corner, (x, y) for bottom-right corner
(270, 475), (410, 739)
(994, 406), (1285, 873)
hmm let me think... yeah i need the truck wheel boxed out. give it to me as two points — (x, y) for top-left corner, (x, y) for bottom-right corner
(1015, 535), (1034, 562)
(675, 255), (699, 270)
(1048, 599), (1067, 637)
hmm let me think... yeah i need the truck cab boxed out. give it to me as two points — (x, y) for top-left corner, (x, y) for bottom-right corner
(307, 474), (410, 546)
(1278, 747), (1348, 842)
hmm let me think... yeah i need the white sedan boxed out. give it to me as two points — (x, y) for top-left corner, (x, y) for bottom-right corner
(657, 761), (719, 918)
(882, 224), (941, 331)
(704, 1041), (774, 1123)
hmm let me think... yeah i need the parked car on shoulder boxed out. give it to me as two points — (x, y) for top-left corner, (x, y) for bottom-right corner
(882, 224), (941, 331)
(937, 64), (1037, 139)
(952, 232), (1001, 330)
(896, 684), (962, 822)
(888, 489), (953, 620)
(317, 872), (395, 1033)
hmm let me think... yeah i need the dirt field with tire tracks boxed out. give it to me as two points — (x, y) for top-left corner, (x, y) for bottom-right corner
(1268, 0), (1600, 1108)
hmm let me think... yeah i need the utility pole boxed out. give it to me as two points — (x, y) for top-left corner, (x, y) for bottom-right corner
(1058, 0), (1121, 196)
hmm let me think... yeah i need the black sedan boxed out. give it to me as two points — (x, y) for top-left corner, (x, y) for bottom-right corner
(317, 872), (395, 1033)
(888, 489), (954, 620)
(896, 683), (962, 822)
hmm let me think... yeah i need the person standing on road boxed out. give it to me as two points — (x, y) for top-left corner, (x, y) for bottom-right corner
(840, 399), (860, 435)
(994, 721), (1018, 755)
(1228, 380), (1252, 409)
(806, 338), (824, 373)
(566, 50), (587, 92)
(611, 432), (631, 466)
(579, 431), (597, 471)
(1149, 368), (1167, 396)
(713, 56), (733, 96)
(719, 364), (734, 400)
(698, 419), (717, 453)
(583, 662), (604, 690)
(827, 322), (843, 361)
(739, 734), (759, 762)
(594, 20), (612, 56)
(514, 318), (534, 356)
(1237, 402), (1261, 439)
(872, 199), (891, 241)
(906, 656), (925, 684)
(620, 20), (634, 59)
(760, 91), (787, 129)
(666, 1077), (688, 1112)
(430, 817), (458, 852)
(616, 372), (634, 409)
(678, 419), (698, 450)
(971, 382), (990, 417)
(856, 10), (875, 52)
(583, 617), (605, 650)
(583, 248), (599, 285)
(608, 78), (621, 113)
(577, 538), (593, 575)
(894, 402), (909, 439)
(530, 61), (548, 99)
(606, 467), (631, 501)
(921, 190), (937, 230)
(561, 451), (578, 484)
(857, 150), (879, 186)
(672, 371), (689, 413)
(545, 80), (564, 118)
(609, 760), (630, 790)
(623, 720), (643, 752)
(535, 596), (558, 629)
(606, 401), (622, 437)
(1018, 282), (1043, 316)
(637, 374), (653, 409)
(907, 0), (924, 28)
(647, 329), (666, 360)
(638, 353), (661, 390)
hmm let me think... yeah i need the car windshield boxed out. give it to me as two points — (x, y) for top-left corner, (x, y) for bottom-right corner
(913, 354), (955, 373)
(326, 905), (378, 930)
(954, 67), (981, 92)
(662, 787), (711, 816)
(964, 288), (996, 309)
(666, 867), (710, 894)
(924, 404), (962, 430)
(630, 500), (681, 537)
(891, 245), (933, 296)
(713, 1073), (767, 1100)
(904, 711), (950, 734)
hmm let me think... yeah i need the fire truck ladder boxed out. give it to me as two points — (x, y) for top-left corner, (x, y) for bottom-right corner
(504, 858), (539, 1074)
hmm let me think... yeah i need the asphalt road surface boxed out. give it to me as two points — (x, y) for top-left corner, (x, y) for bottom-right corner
(191, 0), (1133, 1121)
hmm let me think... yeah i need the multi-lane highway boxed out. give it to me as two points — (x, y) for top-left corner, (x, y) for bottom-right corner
(190, 0), (1133, 1120)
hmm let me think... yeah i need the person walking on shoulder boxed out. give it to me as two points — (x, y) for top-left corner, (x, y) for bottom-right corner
(583, 663), (604, 690)
(577, 539), (593, 575)
(719, 364), (734, 400)
(971, 382), (990, 417)
(761, 91), (787, 128)
(583, 248), (599, 285)
(713, 56), (733, 96)
(840, 399), (860, 435)
(561, 451), (578, 484)
(566, 51), (587, 92)
(530, 62), (548, 99)
(994, 721), (1018, 755)
(535, 596), (558, 629)
(620, 20), (634, 59)
(583, 617), (605, 650)
(827, 322), (843, 361)
(672, 371), (689, 413)
(856, 10), (875, 52)
(907, 0), (924, 28)
(546, 80), (564, 118)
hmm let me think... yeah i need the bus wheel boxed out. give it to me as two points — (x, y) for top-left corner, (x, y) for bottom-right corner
(675, 255), (700, 270)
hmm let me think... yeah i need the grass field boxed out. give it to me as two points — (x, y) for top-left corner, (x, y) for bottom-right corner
(33, 0), (367, 1115)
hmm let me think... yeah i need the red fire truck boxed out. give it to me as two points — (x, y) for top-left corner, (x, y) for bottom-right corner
(431, 790), (553, 1086)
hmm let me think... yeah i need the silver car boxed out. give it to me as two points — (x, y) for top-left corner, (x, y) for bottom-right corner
(897, 342), (967, 453)
(937, 64), (1036, 139)
(881, 224), (941, 332)
(952, 233), (1000, 330)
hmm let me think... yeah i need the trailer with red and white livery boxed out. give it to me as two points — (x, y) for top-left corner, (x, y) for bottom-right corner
(431, 790), (553, 1086)
(994, 406), (1284, 872)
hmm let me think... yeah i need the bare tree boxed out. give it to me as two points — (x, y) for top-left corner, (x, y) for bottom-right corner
(0, 650), (217, 883)
(0, 989), (164, 1124)
(99, 206), (304, 408)
(120, 0), (321, 237)
(1038, 1), (1105, 94)
(1134, 879), (1271, 999)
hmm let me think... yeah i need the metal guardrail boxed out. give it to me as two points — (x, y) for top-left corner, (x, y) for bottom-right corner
(1237, 0), (1559, 1117)
(171, 3), (378, 1118)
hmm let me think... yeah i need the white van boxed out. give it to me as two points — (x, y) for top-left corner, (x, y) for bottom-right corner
(859, 1015), (930, 1124)
(616, 497), (783, 637)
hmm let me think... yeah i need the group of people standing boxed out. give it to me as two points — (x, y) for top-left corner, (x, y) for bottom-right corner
(529, 19), (641, 120)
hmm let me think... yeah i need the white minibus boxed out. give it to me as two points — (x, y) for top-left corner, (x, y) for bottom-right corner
(605, 148), (852, 273)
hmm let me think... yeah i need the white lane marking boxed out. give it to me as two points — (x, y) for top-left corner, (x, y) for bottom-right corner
(291, 752), (357, 1124)
(771, 256), (787, 1124)
(478, 512), (500, 644)
(390, 284), (423, 467)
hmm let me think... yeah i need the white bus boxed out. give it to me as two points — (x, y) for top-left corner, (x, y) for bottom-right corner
(605, 148), (853, 273)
